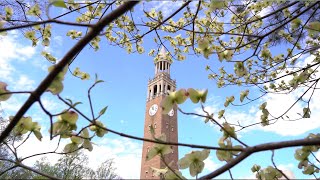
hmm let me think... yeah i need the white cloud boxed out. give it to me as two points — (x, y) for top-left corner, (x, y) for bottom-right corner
(0, 33), (37, 84)
(278, 164), (296, 179)
(14, 134), (142, 179)
(53, 36), (63, 46)
(0, 96), (27, 117)
(16, 134), (66, 165)
(203, 156), (219, 172)
(145, 1), (198, 17)
(194, 54), (320, 136)
(13, 75), (36, 91)
(90, 138), (142, 179)
(239, 173), (256, 179)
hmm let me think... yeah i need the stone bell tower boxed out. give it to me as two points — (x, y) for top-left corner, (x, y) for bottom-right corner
(140, 47), (178, 179)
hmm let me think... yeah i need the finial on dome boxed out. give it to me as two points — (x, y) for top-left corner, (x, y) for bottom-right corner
(159, 46), (166, 57)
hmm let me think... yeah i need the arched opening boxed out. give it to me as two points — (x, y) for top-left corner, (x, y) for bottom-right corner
(167, 85), (171, 92)
(153, 85), (157, 96)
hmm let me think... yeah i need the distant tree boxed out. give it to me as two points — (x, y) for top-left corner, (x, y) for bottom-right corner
(93, 159), (120, 179)
(32, 151), (120, 179)
(1, 150), (120, 179)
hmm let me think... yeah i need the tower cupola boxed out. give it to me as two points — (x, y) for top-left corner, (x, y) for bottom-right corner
(154, 46), (172, 76)
(147, 46), (176, 101)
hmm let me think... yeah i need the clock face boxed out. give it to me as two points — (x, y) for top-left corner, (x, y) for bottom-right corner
(149, 104), (158, 116)
(168, 109), (174, 116)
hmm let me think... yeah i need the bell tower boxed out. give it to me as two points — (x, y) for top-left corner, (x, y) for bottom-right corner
(140, 47), (178, 179)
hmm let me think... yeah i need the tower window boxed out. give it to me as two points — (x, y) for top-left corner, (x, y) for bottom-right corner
(166, 122), (169, 129)
(147, 146), (150, 152)
(154, 123), (157, 129)
(153, 85), (157, 96)
(171, 126), (174, 132)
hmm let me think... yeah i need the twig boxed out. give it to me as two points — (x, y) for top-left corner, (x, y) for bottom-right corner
(199, 137), (320, 179)
(0, 1), (140, 144)
(271, 150), (289, 180)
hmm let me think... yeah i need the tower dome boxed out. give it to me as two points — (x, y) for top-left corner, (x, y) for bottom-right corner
(154, 46), (172, 76)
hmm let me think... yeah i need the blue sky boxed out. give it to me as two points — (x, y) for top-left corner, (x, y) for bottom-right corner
(1, 1), (320, 179)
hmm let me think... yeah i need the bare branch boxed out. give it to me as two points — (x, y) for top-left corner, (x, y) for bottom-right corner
(0, 1), (140, 144)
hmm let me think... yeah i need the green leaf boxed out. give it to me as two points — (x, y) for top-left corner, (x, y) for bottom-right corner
(216, 149), (232, 162)
(161, 94), (175, 114)
(96, 80), (104, 84)
(81, 73), (90, 80)
(146, 146), (160, 161)
(82, 128), (90, 138)
(99, 106), (108, 116)
(209, 0), (226, 10)
(302, 107), (311, 118)
(96, 128), (107, 137)
(33, 130), (43, 141)
(60, 110), (78, 125)
(303, 165), (315, 175)
(222, 122), (236, 138)
(0, 82), (11, 101)
(178, 156), (191, 169)
(175, 89), (188, 104)
(224, 96), (235, 107)
(259, 102), (267, 110)
(189, 161), (204, 177)
(218, 110), (225, 119)
(72, 102), (82, 107)
(188, 88), (200, 103)
(240, 90), (249, 102)
(71, 136), (83, 144)
(63, 143), (78, 153)
(294, 149), (310, 161)
(198, 38), (209, 50)
(47, 79), (63, 95)
(83, 140), (93, 151)
(251, 164), (261, 172)
(50, 0), (68, 8)
(199, 89), (208, 103)
(150, 167), (168, 177)
(307, 21), (320, 37)
(165, 170), (186, 180)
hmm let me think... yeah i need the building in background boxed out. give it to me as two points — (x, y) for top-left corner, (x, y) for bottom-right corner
(140, 47), (179, 179)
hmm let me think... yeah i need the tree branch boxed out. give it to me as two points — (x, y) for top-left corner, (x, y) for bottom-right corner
(199, 137), (320, 179)
(0, 1), (140, 144)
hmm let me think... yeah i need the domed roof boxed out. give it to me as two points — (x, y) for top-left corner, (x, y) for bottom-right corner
(154, 46), (173, 63)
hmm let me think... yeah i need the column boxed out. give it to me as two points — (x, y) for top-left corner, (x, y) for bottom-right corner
(157, 83), (160, 96)
(156, 63), (159, 74)
(162, 61), (164, 72)
(161, 80), (164, 95)
(165, 82), (167, 94)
